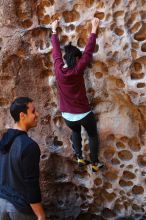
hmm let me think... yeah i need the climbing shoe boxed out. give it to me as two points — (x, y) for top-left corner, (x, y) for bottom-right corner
(92, 162), (104, 172)
(77, 158), (86, 166)
(77, 158), (91, 167)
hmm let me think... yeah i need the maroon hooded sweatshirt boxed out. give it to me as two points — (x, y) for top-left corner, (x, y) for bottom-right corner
(51, 33), (96, 114)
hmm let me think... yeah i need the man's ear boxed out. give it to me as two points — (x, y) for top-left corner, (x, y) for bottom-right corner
(19, 112), (26, 120)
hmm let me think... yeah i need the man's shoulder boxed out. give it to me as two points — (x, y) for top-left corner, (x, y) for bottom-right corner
(16, 135), (40, 156)
(15, 133), (39, 150)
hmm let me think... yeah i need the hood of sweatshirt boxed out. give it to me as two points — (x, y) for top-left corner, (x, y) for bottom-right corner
(0, 129), (26, 154)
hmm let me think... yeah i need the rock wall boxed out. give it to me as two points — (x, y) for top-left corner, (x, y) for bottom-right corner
(0, 0), (146, 219)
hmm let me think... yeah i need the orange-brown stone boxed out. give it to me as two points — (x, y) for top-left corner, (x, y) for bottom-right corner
(103, 146), (115, 160)
(104, 170), (118, 181)
(138, 155), (146, 167)
(128, 137), (141, 152)
(118, 150), (133, 161)
(122, 171), (136, 180)
(119, 179), (133, 187)
(134, 23), (146, 41)
(116, 141), (126, 149)
(132, 185), (144, 194)
(1, 0), (146, 219)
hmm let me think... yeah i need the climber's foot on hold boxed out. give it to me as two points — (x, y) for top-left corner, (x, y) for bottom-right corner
(92, 162), (104, 172)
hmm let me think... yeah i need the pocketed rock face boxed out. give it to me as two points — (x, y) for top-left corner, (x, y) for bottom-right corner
(0, 0), (146, 219)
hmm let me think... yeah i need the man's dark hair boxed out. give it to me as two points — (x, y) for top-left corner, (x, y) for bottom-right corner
(63, 42), (82, 68)
(10, 97), (33, 122)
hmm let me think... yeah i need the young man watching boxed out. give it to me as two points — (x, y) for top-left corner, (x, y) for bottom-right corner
(0, 97), (46, 220)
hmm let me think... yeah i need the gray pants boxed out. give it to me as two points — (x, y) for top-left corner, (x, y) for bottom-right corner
(0, 198), (37, 220)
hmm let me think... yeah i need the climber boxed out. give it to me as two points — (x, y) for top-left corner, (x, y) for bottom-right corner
(0, 97), (46, 220)
(51, 18), (104, 172)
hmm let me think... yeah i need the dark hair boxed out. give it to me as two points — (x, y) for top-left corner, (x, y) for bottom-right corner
(10, 97), (33, 122)
(64, 42), (82, 68)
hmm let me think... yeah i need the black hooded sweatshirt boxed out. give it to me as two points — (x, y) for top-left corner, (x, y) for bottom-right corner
(0, 129), (41, 215)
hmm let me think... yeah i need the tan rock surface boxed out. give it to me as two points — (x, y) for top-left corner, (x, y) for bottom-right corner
(0, 0), (146, 219)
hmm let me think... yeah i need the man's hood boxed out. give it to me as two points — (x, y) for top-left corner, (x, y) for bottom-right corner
(0, 129), (26, 154)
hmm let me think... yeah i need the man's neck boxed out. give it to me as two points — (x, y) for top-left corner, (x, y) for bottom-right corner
(14, 123), (28, 132)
